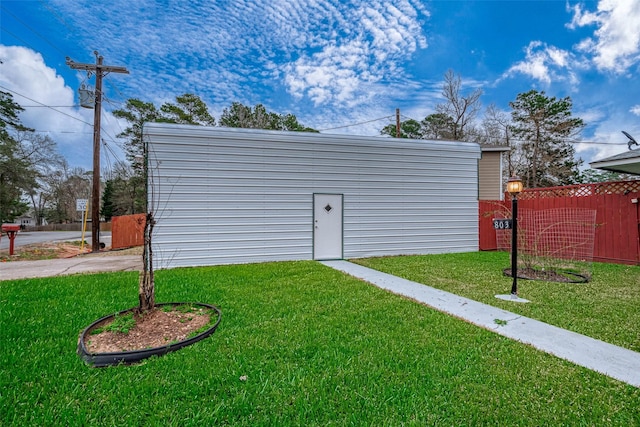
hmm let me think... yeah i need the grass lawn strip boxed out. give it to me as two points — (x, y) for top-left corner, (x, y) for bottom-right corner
(352, 251), (640, 353)
(0, 259), (638, 425)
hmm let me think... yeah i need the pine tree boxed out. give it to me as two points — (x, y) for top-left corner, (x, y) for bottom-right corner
(509, 90), (584, 188)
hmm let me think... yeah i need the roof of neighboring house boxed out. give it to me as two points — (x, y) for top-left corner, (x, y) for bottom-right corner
(589, 148), (640, 176)
(480, 144), (510, 152)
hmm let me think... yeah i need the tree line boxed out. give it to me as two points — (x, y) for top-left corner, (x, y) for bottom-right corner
(1, 75), (631, 225)
(380, 70), (604, 189)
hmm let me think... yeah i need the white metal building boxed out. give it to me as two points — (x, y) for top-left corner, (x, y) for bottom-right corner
(144, 123), (481, 268)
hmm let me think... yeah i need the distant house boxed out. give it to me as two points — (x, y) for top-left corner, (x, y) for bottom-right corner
(17, 216), (36, 229)
(478, 145), (510, 200)
(145, 124), (482, 268)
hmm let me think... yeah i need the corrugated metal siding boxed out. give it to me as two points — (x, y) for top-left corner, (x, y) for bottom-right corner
(145, 124), (481, 268)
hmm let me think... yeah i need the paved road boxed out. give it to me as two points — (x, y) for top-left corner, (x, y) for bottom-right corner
(0, 231), (111, 250)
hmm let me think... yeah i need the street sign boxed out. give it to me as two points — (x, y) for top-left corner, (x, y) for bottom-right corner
(493, 218), (513, 230)
(76, 199), (88, 211)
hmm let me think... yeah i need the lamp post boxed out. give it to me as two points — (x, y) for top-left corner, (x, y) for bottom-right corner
(507, 176), (524, 297)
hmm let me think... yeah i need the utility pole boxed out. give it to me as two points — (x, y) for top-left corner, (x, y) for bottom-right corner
(66, 51), (129, 252)
(395, 108), (401, 138)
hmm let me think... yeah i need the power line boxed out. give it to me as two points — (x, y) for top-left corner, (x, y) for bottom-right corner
(0, 86), (121, 144)
(318, 115), (394, 131)
(1, 5), (68, 57)
(400, 114), (419, 122)
(25, 130), (93, 134)
(0, 27), (40, 52)
(104, 77), (128, 104)
(101, 139), (115, 180)
(482, 136), (625, 146)
(3, 1), (128, 117)
(22, 105), (80, 108)
(0, 85), (94, 127)
(38, 0), (77, 35)
(102, 98), (126, 137)
(567, 139), (626, 146)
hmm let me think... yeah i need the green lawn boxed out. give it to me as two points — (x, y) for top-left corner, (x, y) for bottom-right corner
(1, 258), (638, 425)
(352, 251), (640, 353)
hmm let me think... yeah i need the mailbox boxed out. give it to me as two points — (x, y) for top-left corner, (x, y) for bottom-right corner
(2, 223), (20, 256)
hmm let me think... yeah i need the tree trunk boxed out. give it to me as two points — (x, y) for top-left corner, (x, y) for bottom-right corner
(138, 212), (155, 311)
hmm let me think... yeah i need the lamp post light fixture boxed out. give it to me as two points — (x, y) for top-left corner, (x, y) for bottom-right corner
(496, 176), (529, 303)
(507, 176), (523, 297)
(506, 175), (524, 198)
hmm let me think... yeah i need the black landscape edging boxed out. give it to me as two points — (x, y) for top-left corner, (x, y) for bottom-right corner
(78, 302), (221, 367)
(503, 267), (589, 283)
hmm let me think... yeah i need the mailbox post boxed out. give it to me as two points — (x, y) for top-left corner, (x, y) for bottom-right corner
(2, 224), (21, 256)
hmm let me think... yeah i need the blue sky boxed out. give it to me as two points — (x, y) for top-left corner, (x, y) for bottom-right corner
(1, 0), (639, 172)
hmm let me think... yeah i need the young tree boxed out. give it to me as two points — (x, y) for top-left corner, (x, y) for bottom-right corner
(113, 98), (159, 312)
(509, 90), (584, 188)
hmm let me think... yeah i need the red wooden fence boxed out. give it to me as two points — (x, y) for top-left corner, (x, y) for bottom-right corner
(479, 180), (640, 265)
(111, 213), (146, 249)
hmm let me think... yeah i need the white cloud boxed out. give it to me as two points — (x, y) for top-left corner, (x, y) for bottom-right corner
(0, 45), (124, 169)
(48, 0), (428, 110)
(1, 46), (76, 126)
(281, 2), (428, 106)
(505, 1), (639, 86)
(631, 105), (640, 116)
(502, 41), (578, 85)
(568, 0), (640, 73)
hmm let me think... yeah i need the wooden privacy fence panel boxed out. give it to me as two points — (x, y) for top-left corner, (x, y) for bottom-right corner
(111, 214), (146, 249)
(479, 200), (509, 251)
(479, 180), (640, 265)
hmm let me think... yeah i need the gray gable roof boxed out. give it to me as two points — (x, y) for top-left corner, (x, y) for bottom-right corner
(590, 149), (640, 175)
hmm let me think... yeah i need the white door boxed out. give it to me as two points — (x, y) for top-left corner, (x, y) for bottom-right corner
(313, 194), (343, 260)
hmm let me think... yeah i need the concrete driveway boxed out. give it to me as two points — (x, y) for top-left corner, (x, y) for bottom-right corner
(0, 253), (141, 281)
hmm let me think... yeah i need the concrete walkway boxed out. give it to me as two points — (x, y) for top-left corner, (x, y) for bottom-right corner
(321, 260), (640, 388)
